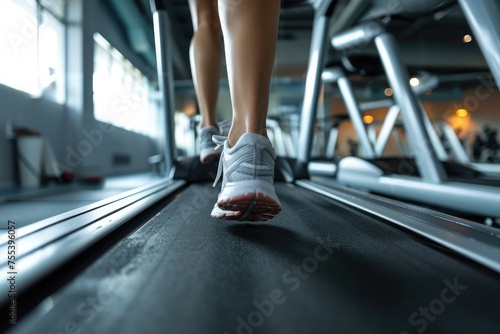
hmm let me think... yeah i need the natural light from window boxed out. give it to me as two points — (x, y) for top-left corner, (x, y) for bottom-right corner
(0, 0), (65, 103)
(93, 34), (160, 137)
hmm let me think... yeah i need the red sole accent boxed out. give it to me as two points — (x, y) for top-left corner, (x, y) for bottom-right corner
(215, 192), (281, 222)
(201, 152), (221, 164)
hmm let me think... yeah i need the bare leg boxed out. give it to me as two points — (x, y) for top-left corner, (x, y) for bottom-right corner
(218, 0), (281, 147)
(188, 0), (221, 128)
(210, 0), (282, 221)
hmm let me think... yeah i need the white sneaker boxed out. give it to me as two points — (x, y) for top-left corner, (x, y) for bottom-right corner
(211, 133), (281, 221)
(199, 126), (223, 164)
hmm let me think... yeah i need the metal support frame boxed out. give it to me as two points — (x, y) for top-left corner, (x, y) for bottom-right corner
(458, 0), (500, 89)
(331, 20), (385, 50)
(368, 126), (377, 147)
(336, 73), (376, 158)
(392, 128), (409, 155)
(439, 122), (470, 163)
(325, 127), (339, 159)
(337, 156), (500, 217)
(375, 33), (447, 183)
(152, 9), (177, 176)
(331, 20), (450, 179)
(375, 105), (400, 156)
(266, 119), (288, 157)
(324, 63), (450, 161)
(360, 99), (393, 111)
(297, 4), (333, 165)
(423, 114), (448, 161)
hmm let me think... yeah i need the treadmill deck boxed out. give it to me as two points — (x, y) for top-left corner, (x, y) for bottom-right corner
(10, 183), (500, 334)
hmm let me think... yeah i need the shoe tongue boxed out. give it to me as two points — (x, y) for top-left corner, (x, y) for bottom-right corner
(212, 135), (227, 148)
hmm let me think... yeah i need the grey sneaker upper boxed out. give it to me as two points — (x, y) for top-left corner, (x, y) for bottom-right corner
(213, 133), (276, 188)
(199, 126), (220, 152)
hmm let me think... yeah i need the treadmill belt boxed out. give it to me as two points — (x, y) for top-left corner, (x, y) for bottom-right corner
(12, 183), (500, 334)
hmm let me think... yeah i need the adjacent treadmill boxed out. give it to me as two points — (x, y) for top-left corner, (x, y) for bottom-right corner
(318, 0), (500, 218)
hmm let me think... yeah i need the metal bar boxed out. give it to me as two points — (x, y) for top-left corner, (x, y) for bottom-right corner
(153, 10), (176, 176)
(472, 163), (500, 175)
(375, 33), (447, 183)
(368, 124), (377, 146)
(0, 179), (185, 302)
(413, 72), (439, 95)
(266, 119), (287, 157)
(360, 99), (393, 111)
(408, 73), (443, 159)
(458, 0), (500, 89)
(375, 105), (400, 156)
(313, 0), (338, 16)
(331, 20), (385, 51)
(336, 160), (500, 217)
(297, 13), (330, 164)
(6, 178), (174, 239)
(321, 66), (344, 83)
(326, 127), (339, 159)
(392, 128), (409, 155)
(149, 0), (165, 12)
(440, 122), (470, 163)
(328, 0), (370, 37)
(423, 114), (448, 161)
(337, 75), (376, 158)
(308, 161), (337, 176)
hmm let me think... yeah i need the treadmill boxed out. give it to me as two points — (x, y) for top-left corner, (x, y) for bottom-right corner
(1, 1), (499, 333)
(321, 0), (500, 218)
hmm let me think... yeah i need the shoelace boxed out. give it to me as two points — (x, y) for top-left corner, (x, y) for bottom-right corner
(212, 135), (227, 187)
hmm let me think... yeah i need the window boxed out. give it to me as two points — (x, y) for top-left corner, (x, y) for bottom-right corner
(0, 0), (65, 102)
(93, 34), (160, 137)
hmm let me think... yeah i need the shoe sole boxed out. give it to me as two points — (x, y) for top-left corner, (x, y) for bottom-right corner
(200, 151), (221, 164)
(212, 180), (281, 222)
(200, 144), (223, 164)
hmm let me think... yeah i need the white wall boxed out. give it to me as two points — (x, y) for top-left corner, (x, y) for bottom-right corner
(0, 86), (68, 188)
(0, 0), (160, 188)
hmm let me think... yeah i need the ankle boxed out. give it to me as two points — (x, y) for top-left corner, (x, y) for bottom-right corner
(200, 119), (218, 129)
(228, 128), (267, 147)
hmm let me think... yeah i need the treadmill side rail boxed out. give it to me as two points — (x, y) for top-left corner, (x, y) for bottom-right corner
(298, 179), (500, 274)
(336, 157), (500, 218)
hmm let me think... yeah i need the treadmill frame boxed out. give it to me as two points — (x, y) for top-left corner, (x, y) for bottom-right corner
(323, 4), (500, 217)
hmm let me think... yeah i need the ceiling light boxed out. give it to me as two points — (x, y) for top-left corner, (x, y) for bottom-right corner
(456, 108), (468, 118)
(363, 115), (374, 124)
